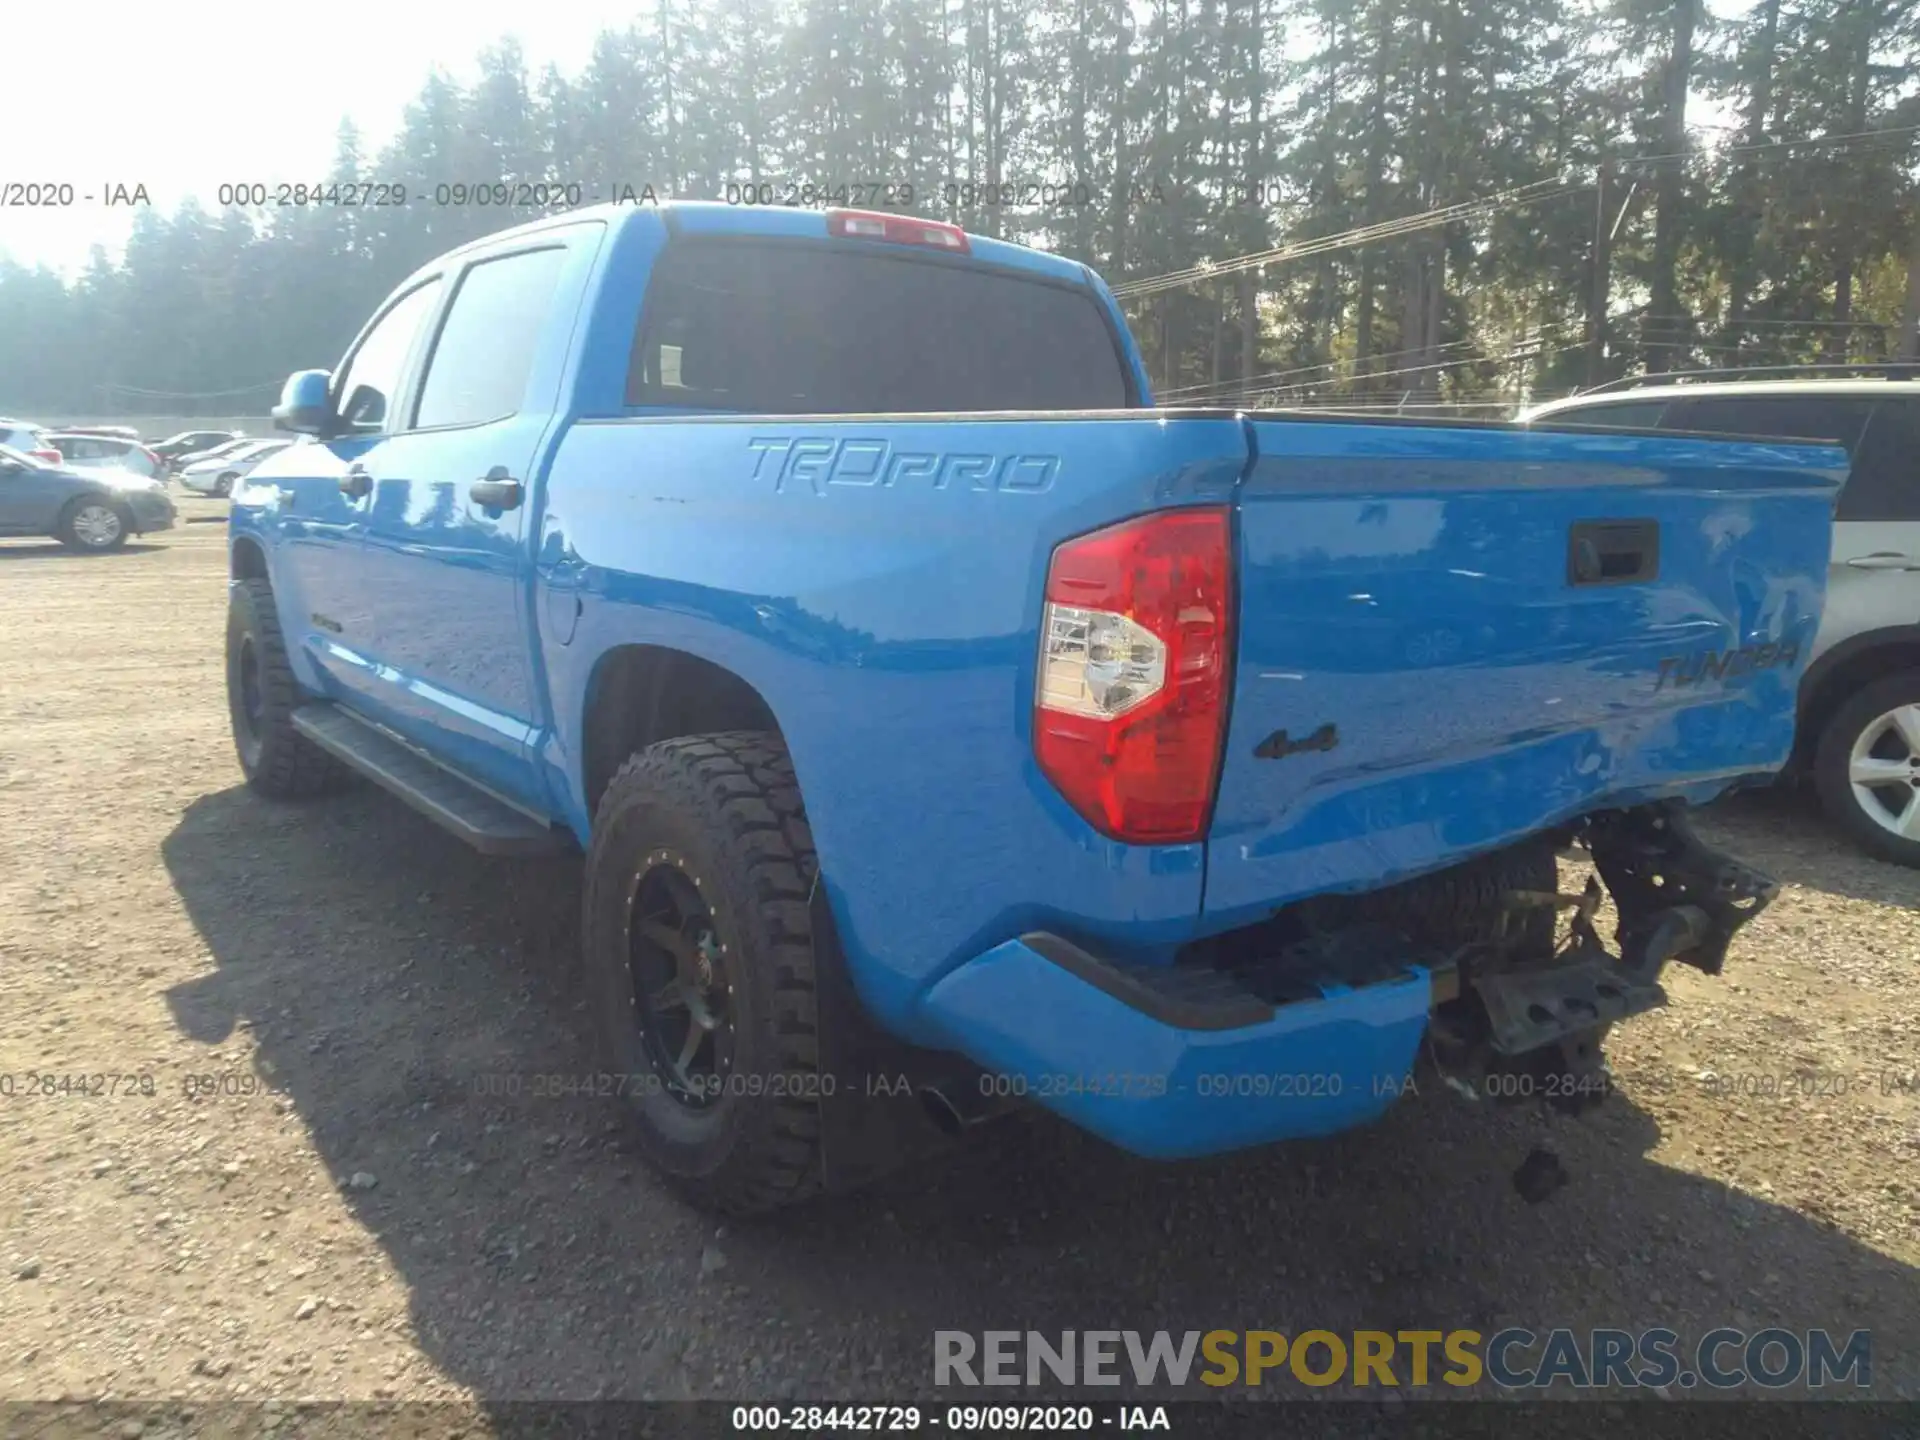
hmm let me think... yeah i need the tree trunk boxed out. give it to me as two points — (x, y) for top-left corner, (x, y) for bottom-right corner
(1646, 0), (1697, 375)
(1723, 0), (1779, 362)
(1239, 266), (1258, 403)
(1900, 223), (1920, 361)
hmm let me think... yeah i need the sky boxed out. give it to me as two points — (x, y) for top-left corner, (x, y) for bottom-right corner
(0, 0), (620, 276)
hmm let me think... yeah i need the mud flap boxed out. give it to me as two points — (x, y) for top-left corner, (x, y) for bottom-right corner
(807, 882), (1006, 1193)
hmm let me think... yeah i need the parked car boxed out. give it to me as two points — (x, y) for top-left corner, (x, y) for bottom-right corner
(178, 438), (292, 496)
(1523, 371), (1920, 867)
(226, 203), (1838, 1214)
(0, 443), (176, 551)
(42, 432), (166, 479)
(59, 424), (142, 440)
(0, 419), (63, 465)
(153, 429), (243, 468)
(168, 436), (253, 475)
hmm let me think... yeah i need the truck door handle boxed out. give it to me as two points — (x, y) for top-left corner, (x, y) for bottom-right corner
(1846, 552), (1919, 571)
(469, 467), (523, 510)
(339, 465), (371, 500)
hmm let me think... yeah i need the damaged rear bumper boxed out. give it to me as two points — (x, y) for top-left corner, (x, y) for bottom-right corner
(912, 801), (1779, 1159)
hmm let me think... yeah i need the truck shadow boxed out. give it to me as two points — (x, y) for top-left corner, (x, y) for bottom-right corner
(161, 785), (1918, 1402)
(1697, 788), (1920, 908)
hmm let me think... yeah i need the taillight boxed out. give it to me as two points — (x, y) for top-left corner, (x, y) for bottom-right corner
(826, 209), (969, 253)
(30, 448), (62, 464)
(1033, 507), (1233, 844)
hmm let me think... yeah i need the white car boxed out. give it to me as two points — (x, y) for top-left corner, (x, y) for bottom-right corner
(0, 419), (61, 464)
(1523, 373), (1920, 866)
(178, 439), (294, 497)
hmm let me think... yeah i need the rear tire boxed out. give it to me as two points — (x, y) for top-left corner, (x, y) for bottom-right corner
(214, 473), (236, 498)
(1814, 669), (1920, 868)
(226, 577), (349, 798)
(56, 498), (130, 552)
(581, 732), (825, 1215)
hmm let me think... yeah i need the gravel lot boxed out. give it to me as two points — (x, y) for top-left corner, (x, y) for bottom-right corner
(1, 511), (1915, 1417)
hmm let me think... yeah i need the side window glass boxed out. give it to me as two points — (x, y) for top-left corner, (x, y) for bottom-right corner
(413, 246), (568, 430)
(333, 280), (445, 433)
(1664, 395), (1874, 451)
(1842, 400), (1920, 522)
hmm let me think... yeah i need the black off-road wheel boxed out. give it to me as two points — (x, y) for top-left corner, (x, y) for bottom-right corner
(1814, 669), (1920, 868)
(581, 732), (824, 1215)
(225, 577), (349, 798)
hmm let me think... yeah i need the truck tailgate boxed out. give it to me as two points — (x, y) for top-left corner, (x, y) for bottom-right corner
(1203, 418), (1844, 924)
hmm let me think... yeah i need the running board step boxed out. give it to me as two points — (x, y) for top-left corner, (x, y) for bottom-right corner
(291, 704), (568, 856)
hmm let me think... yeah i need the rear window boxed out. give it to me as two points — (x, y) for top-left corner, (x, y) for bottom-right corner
(1661, 394), (1875, 450)
(627, 240), (1132, 413)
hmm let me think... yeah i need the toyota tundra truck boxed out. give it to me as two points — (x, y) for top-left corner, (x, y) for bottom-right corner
(227, 202), (1844, 1213)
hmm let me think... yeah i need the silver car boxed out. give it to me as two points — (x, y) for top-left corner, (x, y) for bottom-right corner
(178, 438), (295, 497)
(1523, 373), (1920, 867)
(0, 444), (176, 551)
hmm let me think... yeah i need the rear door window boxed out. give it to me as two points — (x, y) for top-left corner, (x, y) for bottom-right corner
(413, 245), (570, 429)
(1840, 398), (1920, 521)
(628, 240), (1132, 413)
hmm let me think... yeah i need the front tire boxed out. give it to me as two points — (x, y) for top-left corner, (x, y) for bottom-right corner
(225, 577), (348, 798)
(214, 472), (236, 498)
(581, 732), (825, 1215)
(1814, 670), (1920, 867)
(56, 498), (130, 552)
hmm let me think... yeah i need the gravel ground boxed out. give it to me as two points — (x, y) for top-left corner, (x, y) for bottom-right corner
(0, 511), (1915, 1419)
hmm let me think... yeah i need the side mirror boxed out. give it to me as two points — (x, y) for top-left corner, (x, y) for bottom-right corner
(273, 370), (336, 436)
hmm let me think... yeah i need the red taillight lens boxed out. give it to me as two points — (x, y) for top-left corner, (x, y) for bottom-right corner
(31, 448), (62, 464)
(826, 208), (970, 253)
(1033, 507), (1233, 844)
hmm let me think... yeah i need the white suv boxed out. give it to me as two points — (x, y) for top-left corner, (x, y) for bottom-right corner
(0, 420), (57, 461)
(1523, 376), (1920, 867)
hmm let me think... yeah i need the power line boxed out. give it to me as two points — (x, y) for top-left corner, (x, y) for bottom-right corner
(1112, 124), (1920, 303)
(1154, 337), (1480, 401)
(102, 380), (282, 399)
(1615, 121), (1920, 171)
(1110, 177), (1587, 299)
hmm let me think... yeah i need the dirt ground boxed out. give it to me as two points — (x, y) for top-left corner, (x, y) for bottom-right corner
(1, 511), (1915, 1419)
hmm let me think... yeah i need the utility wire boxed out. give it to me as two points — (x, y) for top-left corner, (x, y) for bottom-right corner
(102, 381), (282, 399)
(1113, 125), (1920, 302)
(1615, 121), (1920, 171)
(1110, 177), (1586, 299)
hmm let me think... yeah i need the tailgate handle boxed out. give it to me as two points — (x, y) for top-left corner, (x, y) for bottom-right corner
(1569, 519), (1659, 586)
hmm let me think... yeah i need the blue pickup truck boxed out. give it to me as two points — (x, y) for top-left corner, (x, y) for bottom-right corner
(230, 202), (1843, 1213)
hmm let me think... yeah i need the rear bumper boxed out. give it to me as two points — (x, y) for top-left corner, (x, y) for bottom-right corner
(910, 803), (1776, 1161)
(915, 932), (1434, 1158)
